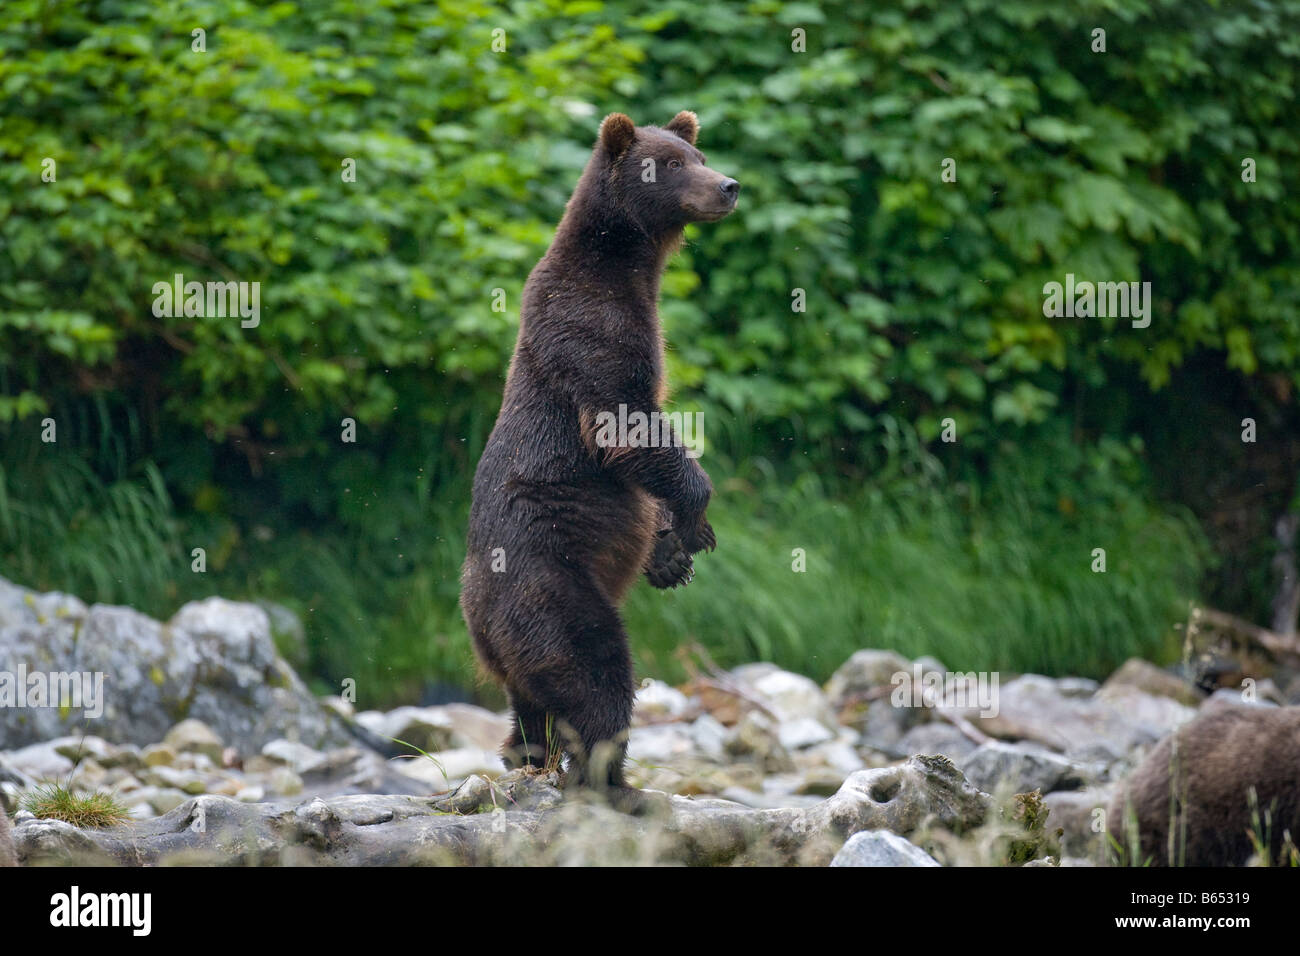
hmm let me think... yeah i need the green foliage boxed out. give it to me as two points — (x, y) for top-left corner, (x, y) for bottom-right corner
(1, 0), (639, 443)
(606, 0), (1300, 455)
(6, 1), (1297, 466)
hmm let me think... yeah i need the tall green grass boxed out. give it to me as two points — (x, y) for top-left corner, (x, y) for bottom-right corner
(626, 457), (1203, 684)
(0, 420), (1205, 706)
(0, 451), (181, 612)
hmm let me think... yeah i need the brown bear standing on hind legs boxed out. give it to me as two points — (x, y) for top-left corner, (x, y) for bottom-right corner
(460, 111), (738, 807)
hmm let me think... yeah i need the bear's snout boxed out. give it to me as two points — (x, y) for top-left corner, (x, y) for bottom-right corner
(679, 168), (740, 222)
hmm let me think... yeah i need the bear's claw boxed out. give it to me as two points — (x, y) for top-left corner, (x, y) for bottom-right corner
(678, 515), (716, 555)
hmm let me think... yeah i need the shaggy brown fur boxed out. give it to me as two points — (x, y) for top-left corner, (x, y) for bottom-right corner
(1108, 703), (1300, 865)
(460, 111), (739, 798)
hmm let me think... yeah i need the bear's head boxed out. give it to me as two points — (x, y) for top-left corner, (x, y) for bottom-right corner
(593, 111), (739, 235)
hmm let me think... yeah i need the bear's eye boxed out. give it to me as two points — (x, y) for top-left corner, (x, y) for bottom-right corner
(667, 159), (683, 171)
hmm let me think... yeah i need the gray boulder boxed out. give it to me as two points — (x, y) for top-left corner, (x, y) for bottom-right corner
(896, 722), (979, 761)
(941, 674), (1195, 763)
(853, 697), (924, 752)
(0, 577), (359, 754)
(1043, 786), (1114, 859)
(354, 703), (511, 754)
(825, 649), (911, 711)
(1101, 658), (1202, 707)
(958, 740), (1090, 794)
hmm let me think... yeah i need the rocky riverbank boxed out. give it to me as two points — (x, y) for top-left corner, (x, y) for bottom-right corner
(1, 575), (1293, 866)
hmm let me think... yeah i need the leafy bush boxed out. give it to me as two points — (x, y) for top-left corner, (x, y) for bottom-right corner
(601, 0), (1300, 457)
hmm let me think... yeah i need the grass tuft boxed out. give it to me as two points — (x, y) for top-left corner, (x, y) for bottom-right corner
(22, 784), (131, 829)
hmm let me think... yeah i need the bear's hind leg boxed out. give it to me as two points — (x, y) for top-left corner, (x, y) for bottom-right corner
(508, 571), (637, 795)
(502, 692), (555, 770)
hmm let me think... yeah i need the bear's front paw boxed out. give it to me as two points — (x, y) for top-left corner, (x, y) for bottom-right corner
(678, 516), (716, 555)
(645, 528), (694, 588)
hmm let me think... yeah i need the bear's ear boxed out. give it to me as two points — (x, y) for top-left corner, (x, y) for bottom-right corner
(599, 113), (636, 157)
(664, 110), (699, 146)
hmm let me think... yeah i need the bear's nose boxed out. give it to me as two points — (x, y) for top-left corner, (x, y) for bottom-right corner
(719, 178), (740, 201)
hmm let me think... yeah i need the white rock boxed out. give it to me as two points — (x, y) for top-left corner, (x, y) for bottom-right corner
(943, 674), (1194, 758)
(140, 765), (208, 795)
(358, 704), (511, 753)
(778, 716), (836, 750)
(261, 739), (328, 774)
(51, 736), (116, 763)
(437, 703), (513, 751)
(634, 679), (692, 723)
(732, 664), (838, 728)
(1205, 687), (1276, 709)
(628, 723), (697, 765)
(395, 748), (503, 788)
(690, 714), (729, 762)
(163, 719), (225, 762)
(1057, 677), (1100, 698)
(173, 751), (217, 772)
(5, 739), (75, 779)
(152, 789), (190, 815)
(0, 577), (87, 629)
(830, 830), (940, 867)
(319, 695), (355, 719)
(266, 766), (304, 796)
(170, 598), (274, 671)
(797, 739), (867, 777)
